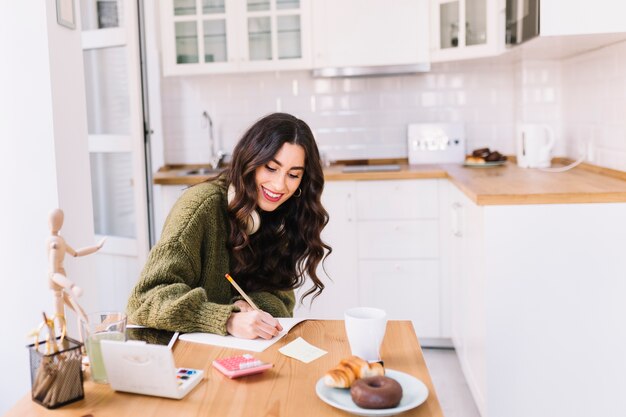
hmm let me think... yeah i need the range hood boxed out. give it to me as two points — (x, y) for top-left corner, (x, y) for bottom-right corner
(312, 62), (430, 78)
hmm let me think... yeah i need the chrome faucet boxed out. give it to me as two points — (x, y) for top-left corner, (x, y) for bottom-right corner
(202, 111), (225, 169)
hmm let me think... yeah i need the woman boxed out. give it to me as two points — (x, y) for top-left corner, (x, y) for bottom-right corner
(127, 113), (330, 339)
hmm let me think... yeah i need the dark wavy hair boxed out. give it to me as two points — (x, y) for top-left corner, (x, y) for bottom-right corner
(224, 113), (331, 303)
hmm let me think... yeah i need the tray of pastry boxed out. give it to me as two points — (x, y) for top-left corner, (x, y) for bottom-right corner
(464, 148), (507, 167)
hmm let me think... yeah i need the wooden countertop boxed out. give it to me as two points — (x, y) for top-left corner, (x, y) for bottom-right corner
(153, 160), (626, 205)
(443, 161), (626, 205)
(6, 321), (443, 417)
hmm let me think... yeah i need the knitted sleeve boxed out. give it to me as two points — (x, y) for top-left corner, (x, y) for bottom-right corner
(231, 289), (295, 317)
(126, 184), (236, 334)
(127, 240), (236, 334)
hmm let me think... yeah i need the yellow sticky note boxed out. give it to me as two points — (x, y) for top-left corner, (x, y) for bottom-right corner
(278, 337), (327, 364)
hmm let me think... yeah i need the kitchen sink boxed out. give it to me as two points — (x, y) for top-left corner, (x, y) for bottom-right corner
(178, 168), (222, 176)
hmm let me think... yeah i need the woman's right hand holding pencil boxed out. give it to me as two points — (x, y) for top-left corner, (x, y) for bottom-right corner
(224, 273), (284, 339)
(226, 310), (283, 339)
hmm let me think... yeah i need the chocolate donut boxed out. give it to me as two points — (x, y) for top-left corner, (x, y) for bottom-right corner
(350, 376), (403, 409)
(472, 148), (491, 158)
(485, 151), (505, 162)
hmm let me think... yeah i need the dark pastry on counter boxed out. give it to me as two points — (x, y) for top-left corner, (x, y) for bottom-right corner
(485, 151), (506, 162)
(472, 148), (491, 158)
(350, 376), (403, 409)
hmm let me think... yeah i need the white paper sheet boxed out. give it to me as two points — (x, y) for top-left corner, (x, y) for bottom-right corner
(178, 318), (307, 352)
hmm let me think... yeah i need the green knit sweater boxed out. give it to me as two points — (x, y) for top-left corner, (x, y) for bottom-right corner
(126, 181), (295, 335)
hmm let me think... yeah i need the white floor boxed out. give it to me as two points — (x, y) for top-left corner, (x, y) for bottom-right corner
(422, 348), (481, 417)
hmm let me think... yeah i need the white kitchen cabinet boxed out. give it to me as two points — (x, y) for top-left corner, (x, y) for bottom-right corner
(357, 221), (439, 259)
(355, 179), (439, 220)
(295, 181), (359, 318)
(296, 179), (445, 343)
(444, 182), (486, 416)
(311, 0), (429, 70)
(355, 179), (443, 340)
(512, 0), (626, 60)
(430, 0), (505, 62)
(540, 0), (626, 37)
(359, 259), (441, 337)
(442, 180), (626, 417)
(160, 0), (311, 76)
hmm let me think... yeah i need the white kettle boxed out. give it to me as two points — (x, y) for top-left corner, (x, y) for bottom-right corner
(516, 124), (555, 168)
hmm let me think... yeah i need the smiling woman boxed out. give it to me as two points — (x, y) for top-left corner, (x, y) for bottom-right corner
(127, 113), (331, 340)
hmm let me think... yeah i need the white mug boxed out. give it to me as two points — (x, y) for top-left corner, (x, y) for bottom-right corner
(344, 307), (387, 362)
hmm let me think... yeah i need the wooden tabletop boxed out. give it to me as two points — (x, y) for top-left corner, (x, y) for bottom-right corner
(6, 320), (444, 417)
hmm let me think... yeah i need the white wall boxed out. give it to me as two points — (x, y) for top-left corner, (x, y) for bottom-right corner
(0, 2), (95, 413)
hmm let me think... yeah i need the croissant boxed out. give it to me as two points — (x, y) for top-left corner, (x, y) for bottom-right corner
(323, 356), (385, 388)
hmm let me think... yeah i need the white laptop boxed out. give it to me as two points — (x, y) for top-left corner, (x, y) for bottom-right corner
(100, 340), (204, 399)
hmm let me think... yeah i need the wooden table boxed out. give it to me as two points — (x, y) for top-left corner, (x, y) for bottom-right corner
(6, 320), (444, 417)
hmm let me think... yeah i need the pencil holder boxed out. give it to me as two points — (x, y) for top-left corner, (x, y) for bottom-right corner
(27, 336), (84, 409)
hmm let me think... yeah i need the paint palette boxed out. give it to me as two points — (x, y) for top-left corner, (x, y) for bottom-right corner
(101, 340), (204, 399)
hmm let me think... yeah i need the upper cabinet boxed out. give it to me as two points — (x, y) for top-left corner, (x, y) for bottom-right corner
(505, 0), (626, 60)
(540, 0), (626, 37)
(160, 0), (311, 76)
(430, 0), (505, 62)
(311, 0), (429, 71)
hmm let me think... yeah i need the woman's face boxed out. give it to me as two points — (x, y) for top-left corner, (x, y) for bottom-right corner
(254, 142), (305, 212)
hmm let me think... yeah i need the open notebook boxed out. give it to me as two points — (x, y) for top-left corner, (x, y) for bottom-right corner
(179, 317), (307, 352)
(101, 340), (203, 399)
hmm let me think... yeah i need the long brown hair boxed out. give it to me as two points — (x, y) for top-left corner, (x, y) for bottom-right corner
(224, 113), (331, 303)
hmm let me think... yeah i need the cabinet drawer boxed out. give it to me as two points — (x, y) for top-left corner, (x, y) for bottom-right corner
(356, 180), (439, 220)
(358, 260), (440, 338)
(357, 220), (439, 259)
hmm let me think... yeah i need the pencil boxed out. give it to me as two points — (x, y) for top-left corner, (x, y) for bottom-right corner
(225, 273), (259, 311)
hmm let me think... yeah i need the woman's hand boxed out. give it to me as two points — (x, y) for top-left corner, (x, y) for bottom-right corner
(226, 310), (284, 340)
(233, 300), (255, 312)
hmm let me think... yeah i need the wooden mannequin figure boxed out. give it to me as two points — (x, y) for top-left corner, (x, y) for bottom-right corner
(47, 208), (105, 325)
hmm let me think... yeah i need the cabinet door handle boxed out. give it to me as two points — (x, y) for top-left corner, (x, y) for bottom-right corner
(346, 192), (353, 221)
(451, 202), (463, 237)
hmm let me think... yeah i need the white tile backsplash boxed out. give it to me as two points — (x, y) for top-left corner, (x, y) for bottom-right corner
(160, 62), (520, 163)
(160, 40), (626, 171)
(561, 40), (626, 171)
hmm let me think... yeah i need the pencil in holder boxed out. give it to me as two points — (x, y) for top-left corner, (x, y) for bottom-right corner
(27, 336), (84, 409)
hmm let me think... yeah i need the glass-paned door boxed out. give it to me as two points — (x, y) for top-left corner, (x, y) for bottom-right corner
(245, 0), (303, 61)
(80, 0), (149, 310)
(439, 1), (460, 49)
(171, 0), (228, 64)
(466, 0), (487, 46)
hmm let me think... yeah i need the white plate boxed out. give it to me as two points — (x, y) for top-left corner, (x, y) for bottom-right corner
(463, 160), (506, 168)
(315, 369), (429, 417)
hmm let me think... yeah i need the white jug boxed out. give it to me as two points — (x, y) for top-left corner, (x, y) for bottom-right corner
(516, 124), (555, 168)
